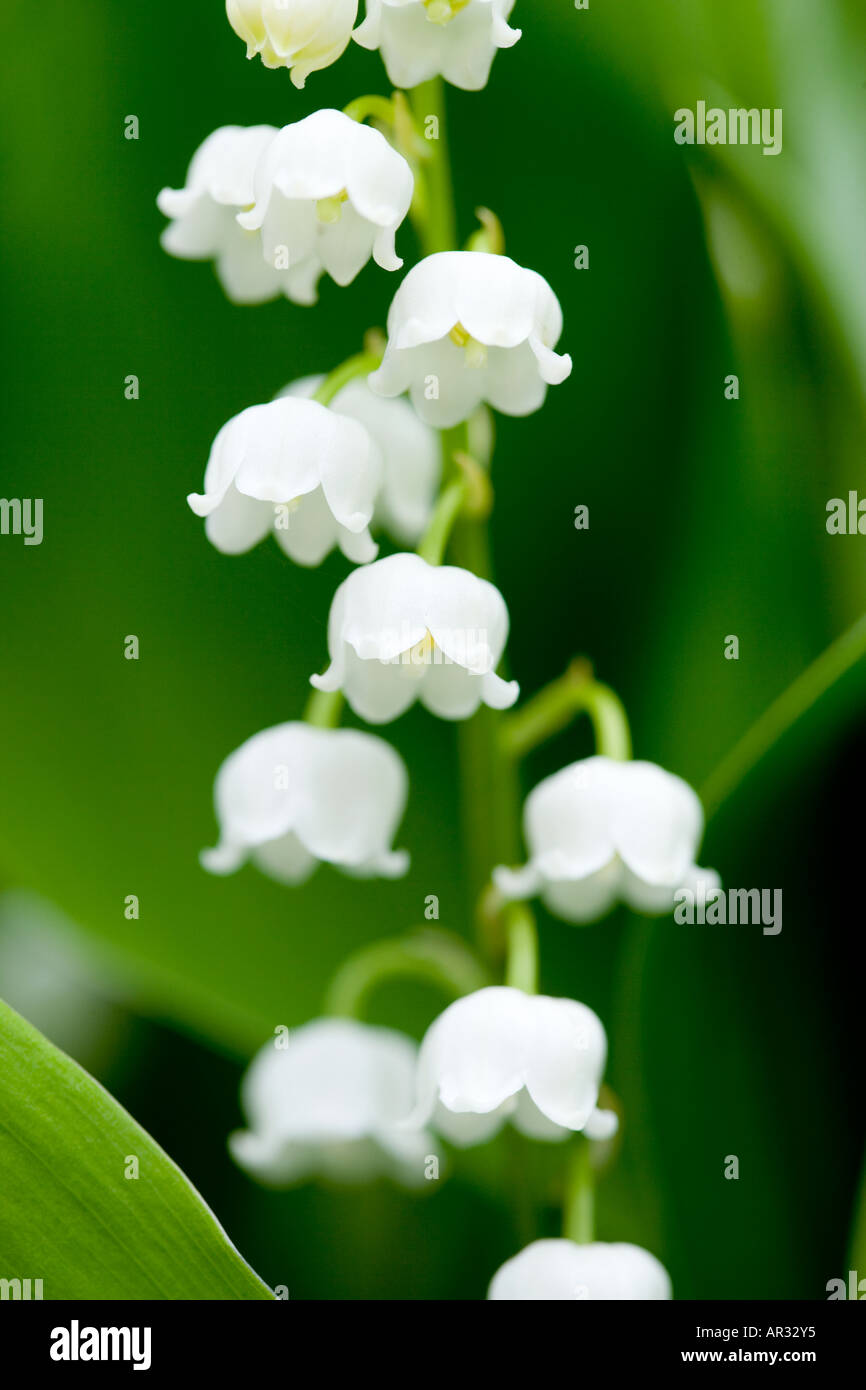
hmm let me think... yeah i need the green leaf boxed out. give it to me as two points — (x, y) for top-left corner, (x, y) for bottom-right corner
(0, 999), (273, 1300)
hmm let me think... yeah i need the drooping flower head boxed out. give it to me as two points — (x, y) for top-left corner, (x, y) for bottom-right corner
(158, 125), (294, 304)
(488, 1240), (672, 1300)
(354, 0), (521, 91)
(226, 0), (359, 86)
(231, 1020), (437, 1187)
(310, 552), (519, 722)
(280, 376), (441, 545)
(237, 109), (414, 305)
(188, 397), (382, 566)
(369, 251), (572, 427)
(406, 986), (617, 1146)
(201, 723), (409, 883)
(495, 756), (719, 924)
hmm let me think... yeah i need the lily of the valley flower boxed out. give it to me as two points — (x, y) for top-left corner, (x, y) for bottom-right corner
(310, 552), (519, 722)
(406, 986), (617, 1146)
(237, 109), (414, 305)
(369, 252), (572, 427)
(201, 723), (409, 883)
(494, 756), (718, 924)
(488, 1240), (672, 1300)
(230, 1019), (436, 1187)
(227, 0), (358, 86)
(353, 0), (521, 92)
(158, 125), (297, 305)
(281, 376), (441, 545)
(187, 397), (382, 566)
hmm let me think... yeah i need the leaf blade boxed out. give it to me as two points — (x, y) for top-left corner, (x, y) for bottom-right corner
(0, 999), (273, 1300)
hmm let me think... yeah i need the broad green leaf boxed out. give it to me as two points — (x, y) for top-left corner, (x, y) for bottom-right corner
(0, 999), (273, 1300)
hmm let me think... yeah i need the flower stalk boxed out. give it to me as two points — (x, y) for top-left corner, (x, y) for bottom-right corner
(313, 349), (383, 407)
(563, 1137), (595, 1244)
(501, 658), (633, 763)
(324, 928), (489, 1019)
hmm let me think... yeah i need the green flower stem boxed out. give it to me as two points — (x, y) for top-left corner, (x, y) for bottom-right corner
(406, 84), (529, 975)
(409, 78), (458, 255)
(500, 659), (632, 763)
(303, 687), (344, 729)
(465, 206), (506, 256)
(313, 350), (382, 407)
(417, 477), (469, 565)
(324, 929), (490, 1020)
(502, 902), (539, 995)
(700, 612), (866, 820)
(342, 93), (397, 127)
(848, 1149), (866, 1272)
(563, 1137), (595, 1244)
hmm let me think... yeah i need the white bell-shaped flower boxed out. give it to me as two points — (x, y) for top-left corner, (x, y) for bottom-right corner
(280, 376), (441, 545)
(226, 0), (358, 86)
(201, 722), (409, 883)
(407, 986), (617, 1146)
(369, 251), (572, 428)
(495, 756), (718, 924)
(230, 1019), (437, 1187)
(353, 1), (521, 92)
(310, 552), (519, 723)
(236, 109), (414, 305)
(488, 1240), (672, 1300)
(187, 397), (382, 566)
(157, 125), (304, 305)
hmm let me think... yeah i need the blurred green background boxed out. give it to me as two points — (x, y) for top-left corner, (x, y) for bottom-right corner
(1, 0), (865, 1299)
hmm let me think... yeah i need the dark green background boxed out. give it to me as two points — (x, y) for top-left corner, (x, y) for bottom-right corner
(1, 0), (864, 1298)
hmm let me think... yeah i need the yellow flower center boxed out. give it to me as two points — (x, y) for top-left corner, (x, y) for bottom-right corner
(398, 630), (437, 676)
(316, 190), (350, 224)
(424, 0), (470, 24)
(449, 322), (488, 368)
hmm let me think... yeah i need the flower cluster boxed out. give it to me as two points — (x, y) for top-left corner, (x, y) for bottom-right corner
(226, 1), (521, 91)
(159, 111), (413, 305)
(495, 756), (718, 923)
(158, 0), (706, 1301)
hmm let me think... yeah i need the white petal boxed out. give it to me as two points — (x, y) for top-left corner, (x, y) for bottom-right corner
(317, 205), (378, 285)
(311, 553), (516, 721)
(488, 1240), (672, 1301)
(425, 563), (510, 672)
(411, 987), (608, 1139)
(200, 723), (409, 878)
(252, 831), (317, 885)
(190, 398), (379, 563)
(238, 108), (411, 287)
(231, 1017), (436, 1187)
(274, 486), (341, 567)
(203, 485), (274, 555)
(430, 1099), (513, 1147)
(520, 995), (609, 1132)
(523, 758), (623, 880)
(484, 343), (553, 417)
(370, 252), (570, 424)
(383, 253), (564, 352)
(419, 661), (488, 720)
(413, 987), (531, 1122)
(227, 0), (358, 82)
(541, 862), (624, 924)
(279, 375), (440, 544)
(609, 760), (705, 888)
(511, 1090), (570, 1142)
(353, 1), (521, 92)
(216, 231), (290, 304)
(321, 646), (421, 725)
(336, 523), (378, 565)
(159, 196), (231, 259)
(161, 125), (277, 210)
